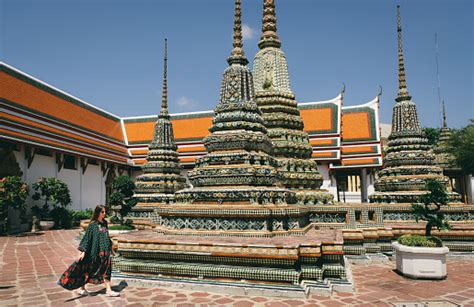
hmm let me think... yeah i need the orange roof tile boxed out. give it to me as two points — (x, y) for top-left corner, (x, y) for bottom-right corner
(342, 158), (377, 166)
(342, 112), (371, 140)
(312, 152), (337, 158)
(310, 139), (336, 146)
(0, 71), (124, 142)
(300, 108), (333, 133)
(342, 146), (376, 155)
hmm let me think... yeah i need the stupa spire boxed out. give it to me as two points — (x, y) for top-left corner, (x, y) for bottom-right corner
(227, 0), (248, 65)
(258, 0), (281, 49)
(396, 5), (411, 102)
(442, 100), (447, 128)
(159, 38), (169, 118)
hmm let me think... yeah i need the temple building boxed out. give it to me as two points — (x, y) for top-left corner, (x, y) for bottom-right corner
(0, 59), (383, 210)
(1, 2), (472, 214)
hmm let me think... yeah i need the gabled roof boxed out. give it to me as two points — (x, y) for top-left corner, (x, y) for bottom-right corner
(0, 62), (382, 169)
(0, 63), (128, 164)
(331, 95), (382, 169)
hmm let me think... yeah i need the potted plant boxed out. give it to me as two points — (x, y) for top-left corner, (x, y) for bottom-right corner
(32, 178), (72, 230)
(108, 175), (137, 233)
(0, 176), (29, 235)
(392, 179), (450, 279)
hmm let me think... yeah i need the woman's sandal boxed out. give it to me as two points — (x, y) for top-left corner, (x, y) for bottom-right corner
(105, 290), (120, 297)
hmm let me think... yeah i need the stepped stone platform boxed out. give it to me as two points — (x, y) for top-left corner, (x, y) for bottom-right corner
(112, 227), (350, 295)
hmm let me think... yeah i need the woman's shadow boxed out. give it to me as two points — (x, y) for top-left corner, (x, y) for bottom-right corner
(65, 280), (128, 301)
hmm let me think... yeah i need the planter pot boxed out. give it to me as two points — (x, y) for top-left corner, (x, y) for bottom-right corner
(392, 241), (448, 279)
(39, 221), (55, 231)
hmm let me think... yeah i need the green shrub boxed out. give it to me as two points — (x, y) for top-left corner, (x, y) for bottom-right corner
(0, 176), (29, 234)
(109, 215), (120, 224)
(412, 179), (450, 237)
(398, 234), (442, 247)
(108, 175), (136, 225)
(50, 207), (73, 229)
(32, 178), (71, 225)
(72, 209), (93, 222)
(109, 224), (135, 231)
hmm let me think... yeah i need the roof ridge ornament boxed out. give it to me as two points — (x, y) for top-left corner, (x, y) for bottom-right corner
(340, 82), (346, 95)
(258, 0), (281, 49)
(227, 0), (249, 65)
(395, 5), (411, 102)
(159, 38), (169, 118)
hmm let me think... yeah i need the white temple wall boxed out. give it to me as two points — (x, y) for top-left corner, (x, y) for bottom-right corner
(367, 171), (375, 196)
(58, 168), (81, 210)
(317, 163), (337, 198)
(80, 164), (103, 209)
(339, 192), (361, 203)
(11, 145), (106, 212)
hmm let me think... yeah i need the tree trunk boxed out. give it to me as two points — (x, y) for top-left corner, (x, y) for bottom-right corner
(426, 222), (432, 237)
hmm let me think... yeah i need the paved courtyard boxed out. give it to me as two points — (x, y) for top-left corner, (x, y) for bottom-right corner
(1, 229), (473, 306)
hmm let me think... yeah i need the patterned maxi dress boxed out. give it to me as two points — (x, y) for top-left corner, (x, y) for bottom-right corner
(58, 220), (113, 290)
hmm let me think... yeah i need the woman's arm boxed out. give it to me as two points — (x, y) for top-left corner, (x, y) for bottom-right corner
(78, 222), (95, 255)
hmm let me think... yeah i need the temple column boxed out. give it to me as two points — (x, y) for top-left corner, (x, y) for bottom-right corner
(360, 168), (368, 203)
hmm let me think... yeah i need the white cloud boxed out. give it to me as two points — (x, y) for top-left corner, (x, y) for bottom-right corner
(242, 24), (257, 41)
(176, 96), (198, 110)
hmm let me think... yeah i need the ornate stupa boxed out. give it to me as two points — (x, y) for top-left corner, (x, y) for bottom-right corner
(147, 0), (318, 234)
(369, 6), (460, 204)
(174, 0), (290, 207)
(252, 0), (332, 205)
(434, 102), (455, 167)
(133, 39), (187, 205)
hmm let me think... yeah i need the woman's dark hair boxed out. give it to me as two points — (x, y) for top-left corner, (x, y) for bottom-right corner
(90, 205), (106, 222)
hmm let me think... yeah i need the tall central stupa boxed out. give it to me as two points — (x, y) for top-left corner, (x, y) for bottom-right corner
(152, 0), (314, 234)
(252, 0), (333, 205)
(369, 6), (460, 204)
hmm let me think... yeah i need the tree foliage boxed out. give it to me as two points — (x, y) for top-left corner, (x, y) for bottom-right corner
(108, 175), (136, 224)
(448, 120), (474, 174)
(32, 178), (71, 225)
(0, 176), (29, 234)
(423, 127), (441, 146)
(412, 179), (450, 237)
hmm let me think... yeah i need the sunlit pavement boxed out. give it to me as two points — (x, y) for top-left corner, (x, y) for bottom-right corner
(1, 229), (474, 306)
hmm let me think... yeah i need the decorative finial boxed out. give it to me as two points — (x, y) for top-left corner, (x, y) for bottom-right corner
(227, 0), (249, 65)
(258, 0), (281, 49)
(442, 100), (447, 128)
(435, 33), (444, 127)
(378, 85), (383, 97)
(395, 5), (411, 102)
(340, 83), (346, 94)
(159, 38), (169, 118)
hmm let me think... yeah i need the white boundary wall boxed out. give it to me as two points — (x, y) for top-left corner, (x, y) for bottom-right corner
(13, 146), (107, 211)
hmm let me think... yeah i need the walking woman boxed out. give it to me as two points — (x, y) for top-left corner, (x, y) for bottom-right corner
(58, 205), (120, 297)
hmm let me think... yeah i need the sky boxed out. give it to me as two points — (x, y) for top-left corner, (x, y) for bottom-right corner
(1, 0), (473, 128)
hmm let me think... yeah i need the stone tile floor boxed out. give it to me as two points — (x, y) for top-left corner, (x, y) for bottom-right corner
(0, 229), (473, 306)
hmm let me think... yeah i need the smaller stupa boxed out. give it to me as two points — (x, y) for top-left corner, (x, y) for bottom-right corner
(434, 101), (458, 169)
(369, 6), (460, 204)
(133, 39), (187, 204)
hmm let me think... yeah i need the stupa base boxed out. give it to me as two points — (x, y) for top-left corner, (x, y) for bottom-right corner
(369, 191), (462, 204)
(152, 203), (313, 235)
(112, 227), (349, 292)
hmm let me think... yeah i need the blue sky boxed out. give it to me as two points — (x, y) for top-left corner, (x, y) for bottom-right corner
(2, 0), (473, 128)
